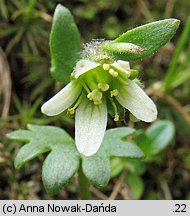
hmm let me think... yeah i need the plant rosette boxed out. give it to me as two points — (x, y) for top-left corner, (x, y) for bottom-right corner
(7, 4), (180, 196)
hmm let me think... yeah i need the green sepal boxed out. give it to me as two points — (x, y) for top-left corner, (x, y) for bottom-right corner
(101, 42), (145, 57)
(50, 4), (81, 83)
(101, 19), (180, 61)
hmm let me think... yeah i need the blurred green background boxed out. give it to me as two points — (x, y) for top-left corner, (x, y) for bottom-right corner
(0, 0), (190, 200)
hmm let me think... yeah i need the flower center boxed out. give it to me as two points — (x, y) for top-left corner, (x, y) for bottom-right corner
(70, 57), (139, 122)
(78, 61), (136, 121)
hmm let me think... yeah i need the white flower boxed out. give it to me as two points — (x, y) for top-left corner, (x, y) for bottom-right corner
(41, 59), (157, 156)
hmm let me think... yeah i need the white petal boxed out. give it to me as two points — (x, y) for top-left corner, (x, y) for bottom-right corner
(74, 59), (100, 78)
(111, 60), (130, 77)
(116, 79), (157, 122)
(41, 81), (82, 116)
(75, 97), (107, 156)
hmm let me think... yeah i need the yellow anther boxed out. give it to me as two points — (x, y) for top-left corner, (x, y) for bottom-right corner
(87, 89), (102, 105)
(98, 83), (110, 92)
(67, 108), (75, 115)
(110, 89), (119, 97)
(87, 92), (93, 100)
(109, 68), (118, 77)
(114, 114), (119, 121)
(103, 63), (110, 71)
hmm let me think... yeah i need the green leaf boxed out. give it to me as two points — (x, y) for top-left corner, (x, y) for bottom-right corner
(127, 172), (144, 199)
(168, 68), (190, 89)
(50, 4), (81, 83)
(14, 143), (51, 169)
(135, 120), (175, 155)
(7, 125), (145, 193)
(6, 130), (32, 142)
(42, 144), (79, 195)
(110, 158), (125, 178)
(7, 124), (74, 167)
(102, 127), (144, 158)
(7, 124), (80, 195)
(7, 124), (73, 169)
(162, 16), (190, 92)
(125, 159), (146, 175)
(82, 151), (111, 187)
(102, 19), (180, 61)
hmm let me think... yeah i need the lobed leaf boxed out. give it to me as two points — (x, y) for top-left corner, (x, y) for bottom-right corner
(15, 143), (51, 169)
(7, 124), (78, 194)
(7, 130), (32, 142)
(7, 124), (145, 193)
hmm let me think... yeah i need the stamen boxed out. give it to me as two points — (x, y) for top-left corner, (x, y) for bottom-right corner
(114, 114), (119, 121)
(103, 63), (110, 71)
(110, 89), (119, 97)
(109, 97), (120, 122)
(87, 92), (93, 100)
(109, 69), (118, 77)
(67, 91), (85, 115)
(87, 89), (103, 105)
(79, 79), (91, 94)
(98, 83), (109, 91)
(67, 108), (75, 115)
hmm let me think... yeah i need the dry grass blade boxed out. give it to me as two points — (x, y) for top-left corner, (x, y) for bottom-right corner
(90, 186), (108, 200)
(109, 175), (124, 200)
(164, 0), (176, 17)
(138, 0), (154, 22)
(0, 47), (12, 118)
